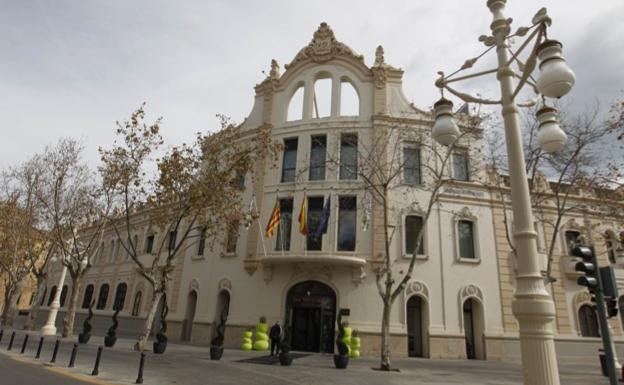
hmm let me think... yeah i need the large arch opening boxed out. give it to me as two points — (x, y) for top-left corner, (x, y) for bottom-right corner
(463, 298), (485, 359)
(406, 295), (429, 358)
(181, 290), (198, 341)
(285, 280), (336, 353)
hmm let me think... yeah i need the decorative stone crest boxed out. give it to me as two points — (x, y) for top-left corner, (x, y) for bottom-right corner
(459, 284), (483, 302)
(217, 278), (232, 291)
(573, 290), (592, 309)
(405, 280), (429, 299)
(189, 279), (199, 293)
(285, 22), (364, 69)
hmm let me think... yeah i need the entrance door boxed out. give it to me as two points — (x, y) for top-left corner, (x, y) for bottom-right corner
(286, 281), (336, 353)
(463, 299), (476, 359)
(407, 296), (423, 357)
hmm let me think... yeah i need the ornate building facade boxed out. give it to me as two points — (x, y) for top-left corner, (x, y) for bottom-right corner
(34, 23), (624, 362)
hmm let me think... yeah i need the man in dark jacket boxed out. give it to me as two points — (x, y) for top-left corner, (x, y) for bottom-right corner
(269, 321), (283, 356)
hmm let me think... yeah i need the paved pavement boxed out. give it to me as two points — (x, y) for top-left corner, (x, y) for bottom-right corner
(0, 353), (93, 385)
(0, 328), (615, 385)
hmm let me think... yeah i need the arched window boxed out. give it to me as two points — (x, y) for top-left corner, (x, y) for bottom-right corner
(287, 85), (304, 121)
(605, 231), (617, 264)
(132, 291), (142, 316)
(340, 80), (359, 116)
(113, 283), (127, 311)
(458, 220), (476, 259)
(47, 286), (57, 306)
(60, 285), (69, 307)
(313, 78), (332, 118)
(565, 230), (581, 255)
(82, 284), (94, 309)
(96, 284), (109, 310)
(578, 304), (600, 337)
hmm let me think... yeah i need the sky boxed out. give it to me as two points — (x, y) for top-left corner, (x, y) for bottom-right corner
(1, 0), (623, 170)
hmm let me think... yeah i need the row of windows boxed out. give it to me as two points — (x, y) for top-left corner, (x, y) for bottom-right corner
(280, 135), (470, 184)
(41, 283), (142, 316)
(94, 225), (239, 264)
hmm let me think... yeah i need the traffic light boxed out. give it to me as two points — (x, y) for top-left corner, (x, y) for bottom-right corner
(572, 246), (599, 291)
(606, 299), (618, 318)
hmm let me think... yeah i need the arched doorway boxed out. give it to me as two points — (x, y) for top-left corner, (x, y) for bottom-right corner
(181, 291), (198, 341)
(407, 296), (428, 357)
(463, 298), (485, 359)
(285, 280), (336, 353)
(578, 304), (600, 337)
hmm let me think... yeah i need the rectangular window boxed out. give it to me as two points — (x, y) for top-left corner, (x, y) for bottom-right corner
(197, 228), (206, 256)
(340, 134), (358, 180)
(452, 152), (469, 181)
(225, 221), (239, 254)
(309, 135), (327, 181)
(405, 215), (424, 255)
(404, 146), (421, 185)
(168, 231), (177, 252)
(338, 196), (357, 251)
(145, 234), (154, 254)
(458, 220), (475, 259)
(276, 198), (293, 251)
(607, 240), (616, 264)
(306, 197), (325, 251)
(565, 230), (581, 255)
(281, 138), (298, 183)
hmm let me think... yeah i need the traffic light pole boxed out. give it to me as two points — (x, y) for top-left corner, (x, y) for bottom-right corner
(591, 247), (618, 385)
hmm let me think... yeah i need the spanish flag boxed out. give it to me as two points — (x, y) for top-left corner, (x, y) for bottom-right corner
(298, 192), (308, 235)
(265, 199), (281, 237)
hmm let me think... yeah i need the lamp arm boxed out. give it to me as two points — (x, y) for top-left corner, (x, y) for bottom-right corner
(441, 83), (501, 105)
(443, 68), (499, 85)
(510, 28), (545, 100)
(504, 25), (542, 68)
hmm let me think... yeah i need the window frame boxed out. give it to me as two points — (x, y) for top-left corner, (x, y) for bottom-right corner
(281, 137), (299, 183)
(309, 134), (327, 181)
(339, 133), (358, 180)
(451, 151), (470, 182)
(403, 144), (422, 186)
(275, 198), (294, 252)
(403, 214), (426, 258)
(336, 196), (357, 252)
(454, 216), (480, 263)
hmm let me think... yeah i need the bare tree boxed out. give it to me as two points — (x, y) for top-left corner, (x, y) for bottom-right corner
(319, 111), (483, 370)
(37, 138), (110, 337)
(486, 99), (624, 283)
(99, 107), (278, 351)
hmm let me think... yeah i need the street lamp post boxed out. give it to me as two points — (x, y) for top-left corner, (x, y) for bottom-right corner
(433, 2), (576, 385)
(41, 258), (68, 336)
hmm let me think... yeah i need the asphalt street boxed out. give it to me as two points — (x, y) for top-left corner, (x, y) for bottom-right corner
(0, 353), (93, 385)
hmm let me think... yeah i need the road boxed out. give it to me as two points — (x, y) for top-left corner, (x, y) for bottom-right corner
(0, 353), (94, 385)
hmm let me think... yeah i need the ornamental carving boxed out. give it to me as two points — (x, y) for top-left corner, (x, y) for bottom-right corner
(189, 279), (199, 293)
(218, 278), (232, 291)
(405, 280), (429, 299)
(459, 284), (483, 302)
(285, 22), (364, 69)
(573, 290), (592, 309)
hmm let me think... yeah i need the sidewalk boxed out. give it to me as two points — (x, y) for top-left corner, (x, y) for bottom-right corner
(0, 328), (612, 385)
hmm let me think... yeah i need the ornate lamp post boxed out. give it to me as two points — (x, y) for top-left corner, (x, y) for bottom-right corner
(41, 253), (69, 336)
(432, 2), (575, 384)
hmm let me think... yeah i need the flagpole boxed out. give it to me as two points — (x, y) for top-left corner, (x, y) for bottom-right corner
(253, 194), (268, 259)
(303, 189), (307, 257)
(329, 187), (334, 253)
(277, 189), (285, 257)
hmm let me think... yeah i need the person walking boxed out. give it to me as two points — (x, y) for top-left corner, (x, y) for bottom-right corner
(269, 320), (283, 356)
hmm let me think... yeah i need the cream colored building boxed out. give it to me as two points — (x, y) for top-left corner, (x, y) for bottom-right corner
(35, 23), (624, 363)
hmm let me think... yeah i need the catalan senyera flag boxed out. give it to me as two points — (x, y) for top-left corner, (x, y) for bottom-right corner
(298, 192), (308, 235)
(265, 199), (281, 237)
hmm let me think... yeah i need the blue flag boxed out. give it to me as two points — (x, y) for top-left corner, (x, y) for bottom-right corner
(316, 195), (331, 237)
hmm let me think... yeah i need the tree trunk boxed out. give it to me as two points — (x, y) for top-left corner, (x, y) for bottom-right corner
(380, 299), (392, 370)
(1, 287), (20, 327)
(24, 276), (45, 330)
(134, 290), (164, 352)
(62, 279), (81, 338)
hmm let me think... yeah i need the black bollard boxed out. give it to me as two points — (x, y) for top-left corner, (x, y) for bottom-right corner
(7, 331), (15, 350)
(20, 334), (29, 354)
(35, 337), (44, 359)
(135, 352), (146, 384)
(50, 339), (60, 363)
(68, 343), (78, 368)
(0, 329), (3, 343)
(91, 346), (103, 376)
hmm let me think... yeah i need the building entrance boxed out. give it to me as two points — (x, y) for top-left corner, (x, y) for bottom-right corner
(286, 281), (336, 353)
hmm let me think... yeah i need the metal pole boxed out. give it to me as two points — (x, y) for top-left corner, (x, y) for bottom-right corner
(35, 337), (44, 359)
(68, 343), (78, 368)
(41, 264), (68, 336)
(135, 352), (146, 384)
(486, 1), (560, 384)
(50, 339), (60, 363)
(7, 331), (15, 350)
(92, 346), (103, 376)
(20, 334), (29, 354)
(591, 247), (618, 385)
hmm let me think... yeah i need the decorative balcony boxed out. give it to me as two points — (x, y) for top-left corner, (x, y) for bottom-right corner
(259, 253), (367, 285)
